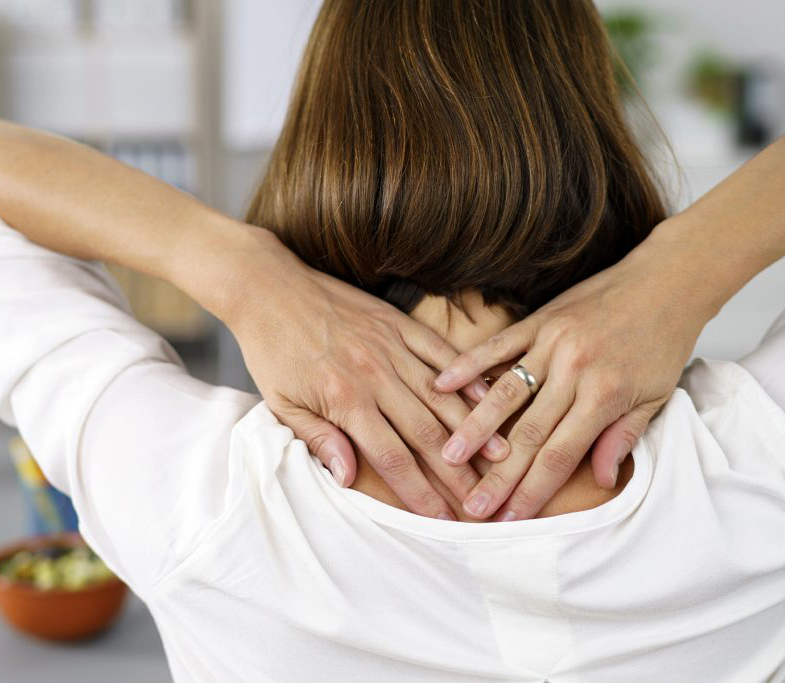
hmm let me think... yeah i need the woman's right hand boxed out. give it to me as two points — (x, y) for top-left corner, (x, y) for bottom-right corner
(432, 217), (713, 521)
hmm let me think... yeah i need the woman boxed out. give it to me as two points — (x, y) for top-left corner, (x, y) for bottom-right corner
(1, 1), (784, 680)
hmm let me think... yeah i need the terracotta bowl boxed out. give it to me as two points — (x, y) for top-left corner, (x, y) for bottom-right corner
(0, 532), (128, 641)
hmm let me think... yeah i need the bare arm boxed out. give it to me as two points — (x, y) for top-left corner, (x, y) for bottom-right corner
(436, 136), (785, 521)
(0, 121), (504, 521)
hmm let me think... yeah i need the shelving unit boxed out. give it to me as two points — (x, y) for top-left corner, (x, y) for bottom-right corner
(0, 0), (216, 342)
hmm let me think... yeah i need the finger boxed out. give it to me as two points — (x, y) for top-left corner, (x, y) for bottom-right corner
(433, 317), (538, 392)
(462, 377), (492, 404)
(590, 402), (660, 489)
(390, 354), (509, 462)
(441, 353), (547, 466)
(494, 401), (604, 521)
(276, 404), (358, 487)
(397, 316), (460, 371)
(470, 453), (493, 477)
(460, 386), (571, 519)
(397, 317), (502, 430)
(346, 406), (458, 520)
(376, 389), (481, 503)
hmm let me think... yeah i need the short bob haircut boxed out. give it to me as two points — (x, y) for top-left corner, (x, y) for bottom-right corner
(247, 0), (666, 318)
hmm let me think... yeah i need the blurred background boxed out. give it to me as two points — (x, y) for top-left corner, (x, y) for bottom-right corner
(0, 1), (783, 680)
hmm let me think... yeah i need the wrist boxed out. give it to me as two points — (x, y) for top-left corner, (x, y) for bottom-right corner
(166, 212), (294, 325)
(638, 139), (785, 327)
(629, 212), (752, 326)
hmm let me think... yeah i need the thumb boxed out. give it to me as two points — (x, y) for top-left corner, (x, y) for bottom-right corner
(590, 402), (660, 489)
(275, 405), (358, 487)
(434, 315), (539, 392)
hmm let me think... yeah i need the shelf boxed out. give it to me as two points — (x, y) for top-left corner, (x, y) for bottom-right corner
(0, 31), (198, 139)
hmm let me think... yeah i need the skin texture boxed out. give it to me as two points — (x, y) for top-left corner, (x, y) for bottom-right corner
(351, 292), (636, 521)
(0, 121), (498, 522)
(436, 135), (785, 521)
(2, 122), (784, 523)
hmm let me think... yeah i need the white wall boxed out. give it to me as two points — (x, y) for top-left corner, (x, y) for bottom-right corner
(594, 0), (785, 359)
(595, 0), (785, 97)
(220, 0), (320, 150)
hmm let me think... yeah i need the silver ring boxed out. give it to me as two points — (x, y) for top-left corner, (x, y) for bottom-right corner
(510, 363), (539, 396)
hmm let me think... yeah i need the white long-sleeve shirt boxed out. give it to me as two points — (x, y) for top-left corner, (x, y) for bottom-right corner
(1, 218), (784, 682)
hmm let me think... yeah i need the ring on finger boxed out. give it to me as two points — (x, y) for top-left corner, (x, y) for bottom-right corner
(510, 363), (539, 396)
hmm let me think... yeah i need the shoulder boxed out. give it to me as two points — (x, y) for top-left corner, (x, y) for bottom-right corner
(663, 358), (785, 479)
(678, 358), (785, 431)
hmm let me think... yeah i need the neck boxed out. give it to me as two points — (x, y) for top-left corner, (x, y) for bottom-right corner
(349, 290), (633, 520)
(408, 291), (518, 355)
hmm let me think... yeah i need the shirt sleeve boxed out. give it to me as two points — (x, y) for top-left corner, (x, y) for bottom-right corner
(0, 219), (259, 596)
(739, 306), (785, 412)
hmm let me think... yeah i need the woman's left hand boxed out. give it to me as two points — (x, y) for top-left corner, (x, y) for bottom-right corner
(216, 226), (507, 520)
(432, 218), (712, 521)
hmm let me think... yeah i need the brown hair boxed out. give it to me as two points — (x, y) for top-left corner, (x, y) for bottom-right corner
(246, 0), (666, 317)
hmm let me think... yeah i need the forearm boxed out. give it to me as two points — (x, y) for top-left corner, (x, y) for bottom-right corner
(0, 121), (282, 320)
(638, 136), (785, 323)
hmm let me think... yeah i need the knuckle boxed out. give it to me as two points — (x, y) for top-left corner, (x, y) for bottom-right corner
(447, 352), (469, 370)
(564, 344), (592, 373)
(486, 333), (509, 357)
(595, 376), (625, 405)
(306, 432), (330, 458)
(370, 308), (394, 327)
(541, 317), (569, 345)
(376, 449), (412, 478)
(541, 445), (577, 479)
(481, 468), (509, 495)
(423, 380), (448, 408)
(616, 425), (640, 451)
(510, 421), (547, 451)
(411, 487), (441, 514)
(349, 347), (379, 378)
(428, 334), (450, 358)
(492, 375), (521, 405)
(460, 414), (486, 440)
(617, 435), (637, 454)
(453, 465), (480, 492)
(323, 375), (353, 409)
(582, 378), (627, 415)
(509, 486), (541, 515)
(413, 419), (447, 450)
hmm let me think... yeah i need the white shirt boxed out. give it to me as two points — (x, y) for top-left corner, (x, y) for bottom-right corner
(1, 219), (784, 683)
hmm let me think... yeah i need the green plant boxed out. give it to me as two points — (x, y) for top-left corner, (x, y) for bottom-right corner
(603, 10), (657, 96)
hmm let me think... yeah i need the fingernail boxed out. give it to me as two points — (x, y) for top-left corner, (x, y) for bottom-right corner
(434, 370), (455, 389)
(486, 434), (507, 457)
(330, 457), (346, 487)
(464, 492), (490, 517)
(442, 438), (465, 464)
(472, 382), (488, 400)
(609, 462), (619, 488)
(499, 511), (517, 522)
(437, 512), (455, 521)
(609, 445), (628, 487)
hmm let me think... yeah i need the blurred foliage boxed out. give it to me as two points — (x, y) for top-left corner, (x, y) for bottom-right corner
(687, 51), (739, 114)
(603, 10), (658, 96)
(0, 546), (115, 591)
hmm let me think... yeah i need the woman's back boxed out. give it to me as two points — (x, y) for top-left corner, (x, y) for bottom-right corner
(2, 0), (784, 676)
(146, 355), (785, 681)
(2, 202), (785, 681)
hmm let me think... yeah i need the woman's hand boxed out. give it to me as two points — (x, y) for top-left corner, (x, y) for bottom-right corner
(0, 122), (507, 522)
(216, 226), (507, 520)
(432, 217), (713, 521)
(8, 123), (783, 523)
(433, 137), (785, 521)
